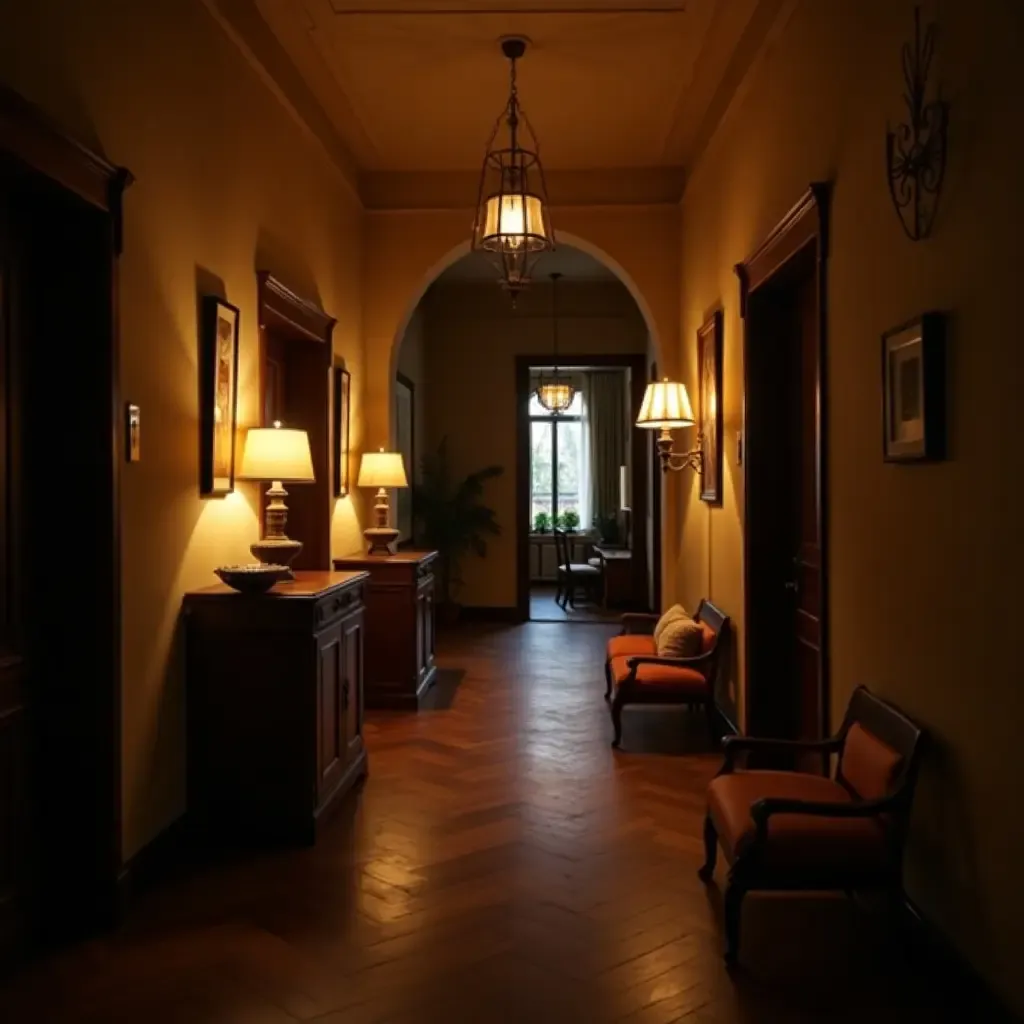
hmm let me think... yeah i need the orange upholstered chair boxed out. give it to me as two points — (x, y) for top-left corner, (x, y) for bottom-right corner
(604, 600), (729, 749)
(698, 686), (925, 963)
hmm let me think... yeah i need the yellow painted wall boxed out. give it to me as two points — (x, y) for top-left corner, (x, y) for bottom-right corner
(675, 0), (1024, 1011)
(416, 279), (647, 607)
(0, 0), (365, 857)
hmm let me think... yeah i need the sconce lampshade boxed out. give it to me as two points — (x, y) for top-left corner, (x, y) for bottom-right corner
(238, 423), (315, 482)
(358, 450), (408, 489)
(635, 379), (696, 430)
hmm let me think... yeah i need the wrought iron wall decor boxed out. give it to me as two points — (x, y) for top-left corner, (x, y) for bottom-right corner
(885, 6), (949, 241)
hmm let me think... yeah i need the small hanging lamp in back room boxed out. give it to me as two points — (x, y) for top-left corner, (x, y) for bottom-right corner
(471, 36), (555, 305)
(535, 272), (576, 414)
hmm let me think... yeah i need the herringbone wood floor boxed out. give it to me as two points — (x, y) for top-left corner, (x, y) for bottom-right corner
(0, 623), (1003, 1022)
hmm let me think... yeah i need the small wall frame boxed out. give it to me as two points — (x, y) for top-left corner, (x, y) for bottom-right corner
(199, 296), (240, 496)
(333, 364), (352, 497)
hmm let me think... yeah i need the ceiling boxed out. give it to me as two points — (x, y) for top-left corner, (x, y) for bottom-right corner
(436, 243), (616, 282)
(253, 0), (773, 177)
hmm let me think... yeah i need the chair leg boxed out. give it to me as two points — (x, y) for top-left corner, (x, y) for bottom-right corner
(610, 692), (625, 748)
(723, 878), (745, 964)
(698, 815), (717, 882)
(603, 660), (612, 701)
(705, 697), (719, 748)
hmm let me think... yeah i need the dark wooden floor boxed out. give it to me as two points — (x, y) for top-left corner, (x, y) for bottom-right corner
(529, 584), (621, 622)
(0, 623), (1004, 1022)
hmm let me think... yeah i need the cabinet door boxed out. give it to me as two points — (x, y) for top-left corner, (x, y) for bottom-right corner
(315, 621), (345, 803)
(340, 610), (363, 759)
(419, 579), (435, 677)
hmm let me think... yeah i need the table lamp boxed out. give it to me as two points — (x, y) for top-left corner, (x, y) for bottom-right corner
(238, 421), (315, 574)
(358, 448), (408, 555)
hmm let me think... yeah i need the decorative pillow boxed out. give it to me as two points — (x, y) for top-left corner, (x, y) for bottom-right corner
(657, 615), (704, 659)
(652, 604), (687, 645)
(841, 722), (903, 802)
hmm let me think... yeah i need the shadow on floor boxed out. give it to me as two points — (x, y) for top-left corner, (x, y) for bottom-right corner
(529, 584), (622, 623)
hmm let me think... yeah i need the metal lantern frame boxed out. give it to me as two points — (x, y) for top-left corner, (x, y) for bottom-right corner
(471, 36), (555, 304)
(535, 272), (575, 414)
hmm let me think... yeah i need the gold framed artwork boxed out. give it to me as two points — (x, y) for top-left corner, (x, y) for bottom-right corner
(333, 364), (352, 497)
(882, 312), (946, 462)
(698, 310), (723, 504)
(200, 296), (240, 496)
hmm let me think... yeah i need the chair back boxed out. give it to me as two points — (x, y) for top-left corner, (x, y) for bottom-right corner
(553, 527), (569, 569)
(835, 687), (925, 839)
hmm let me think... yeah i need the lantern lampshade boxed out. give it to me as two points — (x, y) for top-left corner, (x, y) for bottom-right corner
(536, 381), (575, 413)
(636, 380), (696, 430)
(471, 37), (554, 302)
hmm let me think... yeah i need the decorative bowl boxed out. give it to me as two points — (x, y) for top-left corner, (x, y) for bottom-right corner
(214, 563), (290, 594)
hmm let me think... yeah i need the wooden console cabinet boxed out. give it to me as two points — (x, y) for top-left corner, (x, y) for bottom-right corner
(183, 571), (368, 844)
(332, 550), (438, 709)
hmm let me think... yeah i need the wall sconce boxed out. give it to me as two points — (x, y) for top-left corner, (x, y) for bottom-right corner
(635, 379), (704, 475)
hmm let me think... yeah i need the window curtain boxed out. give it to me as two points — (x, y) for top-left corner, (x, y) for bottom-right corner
(578, 375), (591, 530)
(587, 371), (625, 526)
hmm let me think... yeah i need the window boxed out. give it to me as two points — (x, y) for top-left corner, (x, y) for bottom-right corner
(529, 390), (589, 528)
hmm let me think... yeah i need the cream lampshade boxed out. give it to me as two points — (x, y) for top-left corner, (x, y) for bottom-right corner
(357, 449), (408, 555)
(238, 422), (315, 574)
(635, 379), (696, 429)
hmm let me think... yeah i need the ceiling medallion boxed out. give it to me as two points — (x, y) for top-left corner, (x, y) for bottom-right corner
(471, 36), (555, 305)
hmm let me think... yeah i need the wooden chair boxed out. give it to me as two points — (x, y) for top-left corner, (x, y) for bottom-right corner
(604, 600), (729, 749)
(699, 685), (926, 964)
(554, 527), (601, 609)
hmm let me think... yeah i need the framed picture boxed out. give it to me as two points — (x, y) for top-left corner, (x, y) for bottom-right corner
(882, 312), (946, 462)
(333, 365), (352, 497)
(394, 372), (415, 544)
(698, 310), (723, 504)
(199, 296), (240, 496)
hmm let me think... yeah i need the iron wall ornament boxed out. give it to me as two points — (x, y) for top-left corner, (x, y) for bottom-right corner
(886, 6), (949, 241)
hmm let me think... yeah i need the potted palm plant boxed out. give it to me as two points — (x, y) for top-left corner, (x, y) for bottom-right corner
(413, 438), (503, 626)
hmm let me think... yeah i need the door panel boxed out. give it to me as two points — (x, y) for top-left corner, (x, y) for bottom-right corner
(316, 624), (344, 800)
(341, 612), (363, 759)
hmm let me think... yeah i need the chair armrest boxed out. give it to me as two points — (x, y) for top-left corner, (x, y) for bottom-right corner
(620, 613), (660, 635)
(626, 650), (716, 670)
(720, 735), (841, 774)
(749, 794), (900, 845)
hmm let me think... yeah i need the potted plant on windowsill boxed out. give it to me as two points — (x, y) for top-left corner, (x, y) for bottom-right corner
(533, 511), (551, 534)
(413, 437), (503, 628)
(561, 509), (580, 532)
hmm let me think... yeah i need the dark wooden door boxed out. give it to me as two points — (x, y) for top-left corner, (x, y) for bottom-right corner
(791, 272), (822, 740)
(744, 246), (824, 743)
(0, 189), (31, 959)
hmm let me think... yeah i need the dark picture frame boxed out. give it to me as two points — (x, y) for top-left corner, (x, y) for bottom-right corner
(698, 310), (723, 504)
(395, 372), (415, 545)
(882, 312), (946, 462)
(333, 364), (352, 497)
(199, 296), (240, 496)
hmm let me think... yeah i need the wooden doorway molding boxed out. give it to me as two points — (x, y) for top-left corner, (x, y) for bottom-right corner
(735, 182), (831, 740)
(0, 83), (132, 947)
(515, 352), (649, 622)
(256, 272), (336, 570)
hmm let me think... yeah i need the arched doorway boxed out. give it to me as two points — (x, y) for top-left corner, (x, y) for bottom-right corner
(389, 242), (661, 622)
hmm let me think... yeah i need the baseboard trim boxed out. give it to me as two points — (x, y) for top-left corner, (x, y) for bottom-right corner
(898, 897), (1018, 1020)
(116, 814), (192, 916)
(457, 606), (523, 624)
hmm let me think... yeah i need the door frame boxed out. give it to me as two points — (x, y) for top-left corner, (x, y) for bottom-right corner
(735, 183), (831, 739)
(0, 84), (132, 931)
(649, 361), (662, 612)
(515, 352), (648, 622)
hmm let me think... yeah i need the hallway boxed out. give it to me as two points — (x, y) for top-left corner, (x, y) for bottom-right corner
(0, 623), (1001, 1023)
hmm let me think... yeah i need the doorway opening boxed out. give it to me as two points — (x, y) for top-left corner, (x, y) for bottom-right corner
(517, 352), (650, 623)
(739, 185), (831, 744)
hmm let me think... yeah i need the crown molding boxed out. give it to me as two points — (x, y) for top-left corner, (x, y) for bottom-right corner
(199, 0), (361, 202)
(360, 167), (686, 210)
